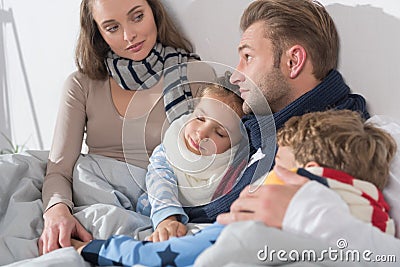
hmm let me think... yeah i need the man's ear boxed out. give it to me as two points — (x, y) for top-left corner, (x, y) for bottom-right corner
(286, 45), (307, 79)
(304, 161), (320, 168)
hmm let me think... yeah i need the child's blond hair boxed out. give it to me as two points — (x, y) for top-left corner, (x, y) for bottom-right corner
(196, 73), (244, 118)
(277, 110), (397, 190)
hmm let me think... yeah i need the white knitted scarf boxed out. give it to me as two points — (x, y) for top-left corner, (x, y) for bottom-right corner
(163, 114), (239, 206)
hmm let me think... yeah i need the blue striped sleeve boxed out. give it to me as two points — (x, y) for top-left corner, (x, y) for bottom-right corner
(80, 223), (225, 266)
(146, 144), (189, 228)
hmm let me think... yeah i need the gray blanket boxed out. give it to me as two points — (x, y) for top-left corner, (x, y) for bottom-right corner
(0, 151), (151, 266)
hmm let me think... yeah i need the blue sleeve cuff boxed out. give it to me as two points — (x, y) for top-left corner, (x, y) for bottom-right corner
(152, 206), (189, 228)
(81, 239), (106, 265)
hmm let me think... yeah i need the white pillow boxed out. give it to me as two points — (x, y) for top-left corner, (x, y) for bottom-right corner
(366, 115), (400, 238)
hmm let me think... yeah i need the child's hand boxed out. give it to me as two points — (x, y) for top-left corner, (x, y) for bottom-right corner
(71, 238), (89, 254)
(149, 216), (187, 242)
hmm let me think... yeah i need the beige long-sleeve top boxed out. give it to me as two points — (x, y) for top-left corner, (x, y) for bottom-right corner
(43, 62), (215, 211)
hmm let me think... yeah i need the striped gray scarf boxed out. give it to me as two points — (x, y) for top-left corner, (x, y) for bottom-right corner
(105, 43), (200, 122)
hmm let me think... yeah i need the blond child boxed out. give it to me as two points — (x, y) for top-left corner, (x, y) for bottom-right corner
(136, 82), (245, 241)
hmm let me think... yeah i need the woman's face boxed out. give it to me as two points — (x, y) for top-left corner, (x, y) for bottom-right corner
(92, 0), (157, 61)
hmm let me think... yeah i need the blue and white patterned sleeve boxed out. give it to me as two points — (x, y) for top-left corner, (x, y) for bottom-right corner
(81, 223), (225, 267)
(147, 144), (189, 228)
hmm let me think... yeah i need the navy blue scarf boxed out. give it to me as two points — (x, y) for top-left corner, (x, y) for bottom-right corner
(185, 69), (369, 222)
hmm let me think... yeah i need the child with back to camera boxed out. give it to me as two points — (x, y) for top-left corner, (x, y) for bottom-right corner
(266, 109), (397, 235)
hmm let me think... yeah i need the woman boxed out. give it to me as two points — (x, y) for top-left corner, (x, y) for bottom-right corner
(39, 0), (214, 254)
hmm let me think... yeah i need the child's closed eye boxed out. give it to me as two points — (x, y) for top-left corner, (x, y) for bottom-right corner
(216, 129), (227, 138)
(196, 116), (205, 122)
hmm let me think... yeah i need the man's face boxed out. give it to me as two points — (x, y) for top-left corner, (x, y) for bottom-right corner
(230, 21), (292, 114)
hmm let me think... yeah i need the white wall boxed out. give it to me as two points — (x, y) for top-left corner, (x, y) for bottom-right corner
(0, 0), (80, 150)
(1, 0), (399, 151)
(321, 0), (400, 118)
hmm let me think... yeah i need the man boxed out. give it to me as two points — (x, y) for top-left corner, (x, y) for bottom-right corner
(210, 0), (400, 265)
(187, 0), (369, 222)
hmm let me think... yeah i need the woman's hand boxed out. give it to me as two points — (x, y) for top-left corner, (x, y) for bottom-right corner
(38, 203), (92, 255)
(148, 215), (187, 242)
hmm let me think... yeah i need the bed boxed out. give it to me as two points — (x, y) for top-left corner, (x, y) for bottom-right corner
(1, 0), (400, 266)
(1, 115), (399, 267)
(0, 152), (153, 266)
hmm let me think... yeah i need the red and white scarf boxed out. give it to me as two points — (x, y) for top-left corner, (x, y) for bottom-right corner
(298, 167), (395, 235)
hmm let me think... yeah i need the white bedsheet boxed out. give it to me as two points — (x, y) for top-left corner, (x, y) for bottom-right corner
(0, 151), (151, 266)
